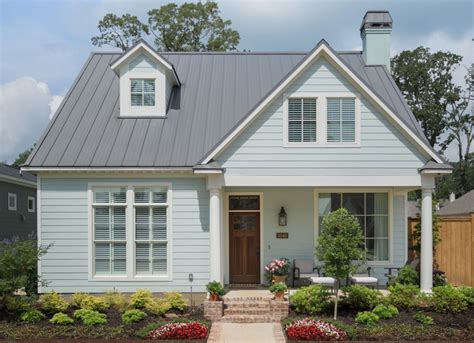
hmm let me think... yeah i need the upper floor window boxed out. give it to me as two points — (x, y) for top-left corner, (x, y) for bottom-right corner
(8, 193), (17, 211)
(327, 98), (356, 143)
(131, 79), (155, 107)
(288, 98), (317, 143)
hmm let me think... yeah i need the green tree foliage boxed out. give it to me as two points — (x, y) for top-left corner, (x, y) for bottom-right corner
(91, 13), (149, 51)
(11, 147), (33, 168)
(391, 47), (463, 147)
(92, 2), (239, 52)
(436, 153), (474, 198)
(315, 208), (365, 319)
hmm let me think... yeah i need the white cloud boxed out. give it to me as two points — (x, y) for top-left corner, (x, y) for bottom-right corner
(0, 77), (62, 163)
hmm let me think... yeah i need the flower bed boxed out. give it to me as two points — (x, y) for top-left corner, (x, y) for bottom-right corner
(284, 318), (348, 341)
(145, 321), (208, 340)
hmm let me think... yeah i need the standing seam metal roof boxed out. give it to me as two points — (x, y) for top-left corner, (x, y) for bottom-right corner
(26, 47), (434, 167)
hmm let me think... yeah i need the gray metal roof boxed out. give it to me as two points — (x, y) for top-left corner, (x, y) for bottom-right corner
(438, 190), (474, 216)
(419, 161), (453, 172)
(360, 11), (393, 31)
(0, 164), (36, 183)
(26, 45), (434, 168)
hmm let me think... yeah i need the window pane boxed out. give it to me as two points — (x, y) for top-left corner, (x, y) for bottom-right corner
(136, 243), (150, 274)
(112, 207), (126, 240)
(319, 193), (331, 216)
(135, 207), (150, 240)
(288, 98), (302, 121)
(229, 196), (260, 210)
(152, 243), (167, 274)
(94, 190), (110, 203)
(94, 207), (110, 240)
(330, 193), (341, 211)
(112, 243), (126, 274)
(143, 93), (155, 106)
(143, 79), (155, 92)
(95, 243), (110, 274)
(112, 189), (126, 203)
(374, 193), (388, 215)
(341, 99), (355, 121)
(374, 215), (388, 238)
(303, 121), (316, 142)
(288, 121), (302, 142)
(327, 122), (340, 142)
(131, 93), (142, 106)
(131, 79), (142, 92)
(302, 98), (316, 121)
(342, 193), (364, 215)
(366, 238), (388, 261)
(152, 207), (167, 240)
(94, 188), (125, 204)
(341, 122), (355, 142)
(135, 188), (150, 203)
(152, 190), (167, 203)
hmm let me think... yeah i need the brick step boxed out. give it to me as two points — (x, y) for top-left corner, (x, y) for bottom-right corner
(221, 314), (280, 323)
(224, 308), (271, 316)
(224, 300), (271, 309)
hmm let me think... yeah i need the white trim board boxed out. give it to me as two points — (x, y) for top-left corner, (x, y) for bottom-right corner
(200, 41), (442, 164)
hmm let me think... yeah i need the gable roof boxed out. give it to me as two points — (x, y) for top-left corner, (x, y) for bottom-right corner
(437, 190), (474, 216)
(25, 40), (441, 169)
(0, 164), (36, 187)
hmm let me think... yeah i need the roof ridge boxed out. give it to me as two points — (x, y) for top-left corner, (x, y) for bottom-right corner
(91, 50), (363, 56)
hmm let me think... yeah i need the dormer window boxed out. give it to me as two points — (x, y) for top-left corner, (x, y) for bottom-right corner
(131, 79), (155, 107)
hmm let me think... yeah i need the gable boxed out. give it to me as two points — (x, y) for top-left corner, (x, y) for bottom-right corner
(215, 56), (429, 176)
(129, 54), (157, 72)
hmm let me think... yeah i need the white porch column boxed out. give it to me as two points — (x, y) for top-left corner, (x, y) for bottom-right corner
(420, 175), (435, 293)
(209, 188), (222, 283)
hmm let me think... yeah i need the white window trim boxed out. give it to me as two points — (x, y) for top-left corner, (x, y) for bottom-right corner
(28, 196), (35, 213)
(313, 188), (393, 266)
(8, 193), (17, 211)
(87, 182), (173, 282)
(130, 78), (156, 108)
(283, 92), (361, 147)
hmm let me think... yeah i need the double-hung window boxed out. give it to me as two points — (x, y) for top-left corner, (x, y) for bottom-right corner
(288, 98), (317, 143)
(131, 79), (155, 107)
(8, 193), (17, 211)
(92, 188), (127, 275)
(327, 98), (356, 143)
(134, 188), (168, 276)
(318, 192), (389, 261)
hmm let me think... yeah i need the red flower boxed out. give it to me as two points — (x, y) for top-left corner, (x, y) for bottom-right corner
(146, 321), (208, 340)
(285, 318), (348, 341)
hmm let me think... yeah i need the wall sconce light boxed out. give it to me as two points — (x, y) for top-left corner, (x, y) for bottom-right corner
(279, 206), (287, 226)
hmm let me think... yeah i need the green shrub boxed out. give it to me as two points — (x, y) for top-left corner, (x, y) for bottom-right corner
(372, 304), (398, 319)
(289, 285), (330, 315)
(73, 308), (107, 326)
(414, 312), (434, 325)
(103, 290), (128, 312)
(20, 310), (45, 323)
(145, 298), (171, 316)
(269, 282), (288, 294)
(49, 312), (74, 325)
(206, 281), (225, 297)
(430, 285), (468, 313)
(387, 283), (420, 309)
(164, 292), (186, 311)
(38, 291), (68, 313)
(71, 293), (109, 312)
(130, 289), (153, 309)
(355, 311), (379, 325)
(394, 265), (418, 285)
(2, 295), (32, 314)
(122, 309), (146, 324)
(459, 286), (474, 305)
(342, 285), (381, 310)
(433, 273), (448, 286)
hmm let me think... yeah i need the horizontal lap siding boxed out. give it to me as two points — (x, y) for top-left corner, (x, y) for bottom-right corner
(217, 58), (428, 175)
(40, 177), (209, 293)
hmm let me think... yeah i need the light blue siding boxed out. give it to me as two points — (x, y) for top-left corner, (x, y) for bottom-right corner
(216, 57), (428, 175)
(40, 176), (209, 293)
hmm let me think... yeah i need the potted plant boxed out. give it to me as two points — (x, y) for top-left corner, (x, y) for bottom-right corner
(269, 282), (288, 300)
(265, 257), (290, 284)
(206, 281), (225, 301)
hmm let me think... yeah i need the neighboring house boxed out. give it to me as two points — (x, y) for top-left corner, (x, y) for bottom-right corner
(0, 164), (37, 240)
(407, 198), (450, 218)
(23, 11), (452, 294)
(437, 190), (474, 217)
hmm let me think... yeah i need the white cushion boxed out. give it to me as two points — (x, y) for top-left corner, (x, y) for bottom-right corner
(310, 276), (336, 286)
(351, 276), (378, 284)
(300, 273), (319, 278)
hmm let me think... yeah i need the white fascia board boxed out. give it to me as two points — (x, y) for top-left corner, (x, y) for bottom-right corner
(0, 174), (36, 188)
(420, 169), (452, 175)
(193, 169), (223, 174)
(200, 43), (442, 164)
(223, 175), (423, 188)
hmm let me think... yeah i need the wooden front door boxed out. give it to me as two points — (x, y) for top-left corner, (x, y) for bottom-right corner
(229, 212), (260, 284)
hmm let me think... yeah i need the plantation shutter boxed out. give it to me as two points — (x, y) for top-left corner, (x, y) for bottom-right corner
(288, 98), (317, 143)
(327, 98), (355, 142)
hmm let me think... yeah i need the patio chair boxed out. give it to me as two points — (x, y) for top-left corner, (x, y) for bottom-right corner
(292, 259), (337, 291)
(349, 266), (378, 289)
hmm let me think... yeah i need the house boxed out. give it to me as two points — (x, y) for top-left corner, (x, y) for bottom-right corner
(23, 10), (452, 294)
(437, 190), (474, 217)
(0, 164), (37, 240)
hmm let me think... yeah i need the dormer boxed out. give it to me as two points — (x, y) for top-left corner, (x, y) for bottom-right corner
(111, 40), (180, 117)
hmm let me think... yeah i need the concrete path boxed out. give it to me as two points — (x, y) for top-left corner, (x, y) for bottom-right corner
(208, 322), (285, 343)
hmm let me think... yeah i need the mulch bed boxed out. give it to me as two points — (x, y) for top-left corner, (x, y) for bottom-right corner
(0, 306), (209, 341)
(285, 306), (474, 341)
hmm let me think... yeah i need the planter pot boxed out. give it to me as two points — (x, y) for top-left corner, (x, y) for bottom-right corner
(208, 293), (220, 301)
(274, 291), (285, 300)
(272, 275), (287, 285)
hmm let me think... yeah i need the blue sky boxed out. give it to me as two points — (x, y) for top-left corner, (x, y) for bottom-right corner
(0, 0), (473, 163)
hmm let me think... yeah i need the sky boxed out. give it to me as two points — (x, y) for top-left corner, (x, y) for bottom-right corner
(0, 0), (473, 163)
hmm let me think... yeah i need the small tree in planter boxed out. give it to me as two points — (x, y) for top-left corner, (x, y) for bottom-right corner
(269, 282), (288, 300)
(316, 208), (365, 320)
(206, 281), (225, 301)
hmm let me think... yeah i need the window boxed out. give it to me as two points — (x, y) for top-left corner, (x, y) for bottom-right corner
(318, 192), (389, 261)
(92, 188), (127, 275)
(134, 188), (168, 275)
(288, 98), (317, 143)
(131, 79), (155, 107)
(8, 193), (17, 211)
(327, 98), (356, 142)
(28, 196), (35, 213)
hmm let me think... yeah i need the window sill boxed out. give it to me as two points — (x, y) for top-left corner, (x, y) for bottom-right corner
(89, 275), (172, 282)
(283, 142), (361, 148)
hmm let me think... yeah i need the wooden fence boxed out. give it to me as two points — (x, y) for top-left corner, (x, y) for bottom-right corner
(408, 214), (474, 287)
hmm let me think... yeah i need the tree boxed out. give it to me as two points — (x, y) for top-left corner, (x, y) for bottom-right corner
(11, 147), (33, 168)
(315, 208), (365, 319)
(91, 13), (149, 51)
(148, 2), (239, 51)
(391, 47), (463, 147)
(436, 155), (474, 198)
